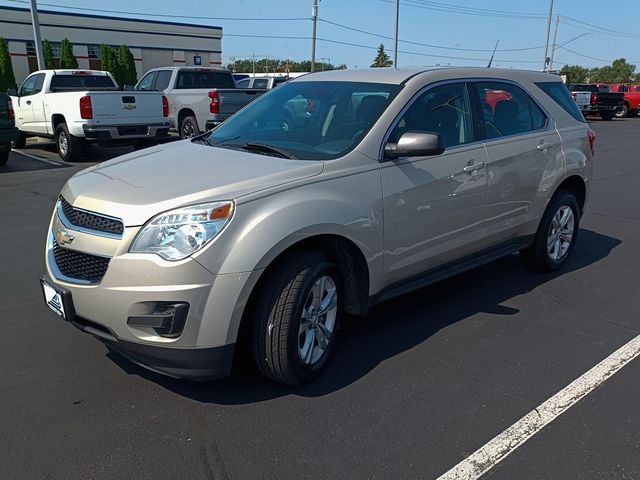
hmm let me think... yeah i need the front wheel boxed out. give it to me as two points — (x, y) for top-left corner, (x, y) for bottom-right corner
(521, 191), (580, 272)
(12, 131), (26, 149)
(615, 104), (629, 118)
(55, 123), (84, 162)
(600, 112), (614, 121)
(253, 251), (342, 385)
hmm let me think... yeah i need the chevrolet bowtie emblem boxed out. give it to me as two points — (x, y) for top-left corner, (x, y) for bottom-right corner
(55, 226), (75, 246)
(123, 104), (136, 110)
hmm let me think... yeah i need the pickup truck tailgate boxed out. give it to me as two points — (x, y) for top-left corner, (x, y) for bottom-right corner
(88, 91), (165, 125)
(218, 89), (265, 115)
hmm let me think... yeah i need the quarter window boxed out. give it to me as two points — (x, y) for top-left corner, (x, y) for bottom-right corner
(390, 82), (473, 148)
(535, 82), (586, 123)
(473, 82), (547, 139)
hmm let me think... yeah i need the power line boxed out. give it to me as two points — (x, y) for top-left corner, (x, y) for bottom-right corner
(318, 18), (545, 52)
(384, 0), (546, 20)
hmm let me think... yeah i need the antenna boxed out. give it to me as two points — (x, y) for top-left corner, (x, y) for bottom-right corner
(487, 39), (500, 68)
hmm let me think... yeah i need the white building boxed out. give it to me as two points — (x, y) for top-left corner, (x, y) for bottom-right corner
(1, 6), (223, 84)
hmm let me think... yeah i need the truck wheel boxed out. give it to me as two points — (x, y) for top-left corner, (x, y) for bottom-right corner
(615, 104), (629, 118)
(253, 251), (342, 385)
(12, 131), (26, 149)
(521, 191), (580, 272)
(0, 143), (9, 166)
(179, 116), (200, 139)
(600, 112), (614, 121)
(55, 123), (84, 162)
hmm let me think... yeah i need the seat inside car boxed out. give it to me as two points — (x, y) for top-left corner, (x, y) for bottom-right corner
(493, 99), (520, 136)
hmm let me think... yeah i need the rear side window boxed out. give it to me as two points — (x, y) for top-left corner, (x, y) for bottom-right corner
(473, 82), (548, 139)
(253, 79), (269, 89)
(536, 82), (586, 123)
(154, 70), (173, 91)
(50, 74), (117, 91)
(176, 71), (235, 89)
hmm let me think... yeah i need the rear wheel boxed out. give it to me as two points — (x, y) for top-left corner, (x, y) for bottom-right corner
(179, 116), (200, 139)
(12, 131), (26, 148)
(615, 104), (629, 118)
(55, 123), (84, 162)
(600, 112), (614, 121)
(253, 251), (342, 385)
(0, 143), (9, 166)
(521, 191), (580, 272)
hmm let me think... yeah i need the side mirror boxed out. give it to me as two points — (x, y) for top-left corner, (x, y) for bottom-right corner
(7, 88), (18, 97)
(123, 84), (134, 91)
(384, 131), (445, 159)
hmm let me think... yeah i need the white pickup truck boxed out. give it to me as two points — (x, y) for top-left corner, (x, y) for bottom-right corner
(135, 67), (267, 139)
(10, 69), (170, 161)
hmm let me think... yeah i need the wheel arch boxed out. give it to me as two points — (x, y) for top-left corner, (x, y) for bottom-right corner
(555, 174), (587, 214)
(51, 113), (66, 132)
(177, 108), (196, 126)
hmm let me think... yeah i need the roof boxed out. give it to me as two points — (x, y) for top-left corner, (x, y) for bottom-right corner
(294, 67), (562, 85)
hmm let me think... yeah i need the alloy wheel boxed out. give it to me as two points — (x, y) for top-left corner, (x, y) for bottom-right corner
(298, 275), (338, 366)
(547, 205), (575, 262)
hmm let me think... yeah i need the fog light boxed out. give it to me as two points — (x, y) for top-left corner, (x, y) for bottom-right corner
(127, 303), (189, 338)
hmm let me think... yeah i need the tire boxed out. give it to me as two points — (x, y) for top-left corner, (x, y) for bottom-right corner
(600, 112), (614, 121)
(253, 251), (342, 385)
(521, 191), (580, 272)
(55, 123), (84, 162)
(12, 131), (26, 149)
(615, 104), (629, 118)
(0, 144), (9, 166)
(179, 116), (200, 139)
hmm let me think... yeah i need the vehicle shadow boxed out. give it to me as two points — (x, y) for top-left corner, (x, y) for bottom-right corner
(106, 228), (621, 404)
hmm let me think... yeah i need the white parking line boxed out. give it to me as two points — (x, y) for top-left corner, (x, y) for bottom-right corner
(11, 149), (64, 166)
(436, 334), (640, 480)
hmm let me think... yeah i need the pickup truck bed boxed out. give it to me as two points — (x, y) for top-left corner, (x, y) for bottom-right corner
(569, 84), (624, 120)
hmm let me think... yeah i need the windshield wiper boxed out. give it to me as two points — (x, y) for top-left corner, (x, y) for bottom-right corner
(240, 143), (297, 159)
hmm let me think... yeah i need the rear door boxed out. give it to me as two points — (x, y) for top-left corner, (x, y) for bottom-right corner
(471, 81), (563, 247)
(380, 82), (489, 285)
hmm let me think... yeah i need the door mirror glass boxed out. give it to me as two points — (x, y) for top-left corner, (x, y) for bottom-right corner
(384, 131), (445, 159)
(7, 88), (17, 96)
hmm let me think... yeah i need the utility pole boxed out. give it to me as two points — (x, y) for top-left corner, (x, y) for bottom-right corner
(542, 0), (554, 71)
(549, 15), (560, 72)
(252, 53), (256, 76)
(264, 55), (269, 74)
(29, 0), (45, 69)
(311, 0), (318, 72)
(393, 0), (400, 68)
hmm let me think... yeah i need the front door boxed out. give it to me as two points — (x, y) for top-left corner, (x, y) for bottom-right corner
(380, 82), (488, 286)
(14, 73), (45, 133)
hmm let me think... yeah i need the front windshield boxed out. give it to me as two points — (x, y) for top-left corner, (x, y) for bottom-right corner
(203, 81), (402, 160)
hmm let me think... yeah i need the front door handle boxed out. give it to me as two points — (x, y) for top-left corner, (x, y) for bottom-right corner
(26, 100), (31, 105)
(463, 161), (485, 173)
(537, 141), (553, 150)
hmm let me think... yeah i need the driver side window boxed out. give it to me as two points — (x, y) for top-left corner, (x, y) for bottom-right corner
(136, 72), (157, 91)
(390, 83), (473, 148)
(20, 74), (44, 96)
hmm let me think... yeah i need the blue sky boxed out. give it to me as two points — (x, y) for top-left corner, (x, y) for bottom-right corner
(2, 0), (638, 70)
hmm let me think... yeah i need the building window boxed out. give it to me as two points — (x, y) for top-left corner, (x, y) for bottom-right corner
(88, 45), (100, 59)
(26, 41), (61, 58)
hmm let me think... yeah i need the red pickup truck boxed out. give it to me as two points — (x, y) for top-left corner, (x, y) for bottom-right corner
(607, 84), (640, 117)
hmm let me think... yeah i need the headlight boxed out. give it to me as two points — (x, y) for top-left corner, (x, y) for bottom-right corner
(130, 201), (234, 261)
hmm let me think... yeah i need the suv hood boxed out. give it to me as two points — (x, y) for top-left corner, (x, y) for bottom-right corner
(61, 140), (324, 226)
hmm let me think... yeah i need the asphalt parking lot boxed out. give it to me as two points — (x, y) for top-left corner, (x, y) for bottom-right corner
(2, 120), (639, 480)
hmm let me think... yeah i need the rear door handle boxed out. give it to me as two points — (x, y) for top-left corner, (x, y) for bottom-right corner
(463, 161), (485, 173)
(537, 141), (553, 150)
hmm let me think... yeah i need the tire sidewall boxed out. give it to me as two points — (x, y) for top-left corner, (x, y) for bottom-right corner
(542, 193), (580, 270)
(287, 259), (343, 382)
(56, 124), (72, 161)
(180, 117), (199, 140)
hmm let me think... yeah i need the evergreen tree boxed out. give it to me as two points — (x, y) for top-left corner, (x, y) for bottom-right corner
(115, 45), (137, 87)
(0, 38), (16, 93)
(100, 44), (116, 77)
(59, 38), (78, 69)
(370, 44), (392, 68)
(42, 39), (54, 69)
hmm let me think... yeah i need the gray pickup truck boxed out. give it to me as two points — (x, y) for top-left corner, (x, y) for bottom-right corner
(0, 93), (18, 166)
(135, 67), (267, 139)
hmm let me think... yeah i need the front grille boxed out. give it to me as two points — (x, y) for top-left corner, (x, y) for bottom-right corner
(59, 196), (124, 235)
(53, 241), (110, 282)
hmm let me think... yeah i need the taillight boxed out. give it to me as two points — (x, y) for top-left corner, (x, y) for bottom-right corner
(7, 98), (14, 121)
(588, 128), (596, 156)
(208, 91), (219, 114)
(79, 96), (93, 119)
(571, 92), (577, 100)
(590, 93), (598, 106)
(162, 95), (169, 117)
